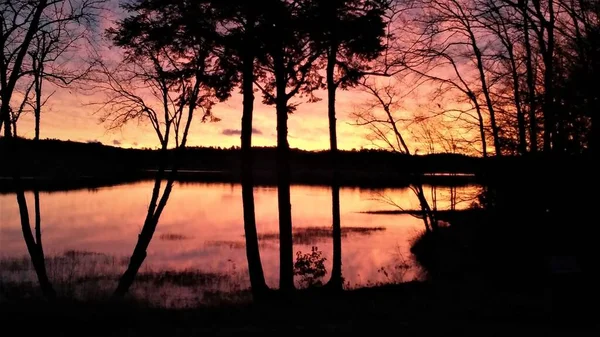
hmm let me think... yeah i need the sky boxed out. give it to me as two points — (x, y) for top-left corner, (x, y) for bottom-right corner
(7, 0), (474, 153)
(13, 83), (380, 151)
(7, 0), (387, 151)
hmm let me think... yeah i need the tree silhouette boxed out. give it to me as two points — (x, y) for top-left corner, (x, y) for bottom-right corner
(0, 0), (106, 300)
(353, 78), (438, 232)
(254, 0), (324, 292)
(305, 0), (389, 290)
(216, 0), (270, 298)
(99, 0), (235, 298)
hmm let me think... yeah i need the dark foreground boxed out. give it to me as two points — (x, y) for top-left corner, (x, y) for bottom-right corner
(2, 277), (595, 336)
(3, 204), (599, 335)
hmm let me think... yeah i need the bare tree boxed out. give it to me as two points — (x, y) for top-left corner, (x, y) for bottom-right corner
(476, 0), (528, 154)
(353, 77), (438, 232)
(0, 0), (106, 301)
(417, 0), (503, 156)
(1, 0), (104, 137)
(96, 0), (234, 298)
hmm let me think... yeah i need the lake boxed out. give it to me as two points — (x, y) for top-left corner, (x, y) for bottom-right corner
(0, 181), (480, 307)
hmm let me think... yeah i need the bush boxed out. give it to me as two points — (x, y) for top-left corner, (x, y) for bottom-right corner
(294, 247), (327, 288)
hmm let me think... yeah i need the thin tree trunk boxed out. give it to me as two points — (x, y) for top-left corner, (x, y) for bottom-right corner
(542, 57), (554, 152)
(17, 188), (55, 299)
(471, 93), (488, 158)
(471, 39), (501, 156)
(523, 10), (538, 153)
(325, 44), (342, 290)
(11, 139), (54, 298)
(34, 190), (42, 254)
(592, 104), (597, 156)
(274, 52), (294, 292)
(532, 0), (555, 152)
(507, 45), (527, 155)
(3, 110), (55, 300)
(113, 148), (169, 298)
(34, 62), (42, 141)
(240, 12), (268, 297)
(113, 173), (176, 298)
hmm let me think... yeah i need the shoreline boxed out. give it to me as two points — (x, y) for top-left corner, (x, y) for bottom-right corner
(0, 170), (479, 194)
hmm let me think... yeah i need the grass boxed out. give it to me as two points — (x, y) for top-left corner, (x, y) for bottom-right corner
(1, 279), (583, 336)
(257, 226), (386, 245)
(159, 233), (193, 241)
(0, 250), (247, 308)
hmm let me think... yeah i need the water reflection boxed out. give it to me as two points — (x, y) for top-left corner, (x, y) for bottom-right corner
(0, 181), (480, 306)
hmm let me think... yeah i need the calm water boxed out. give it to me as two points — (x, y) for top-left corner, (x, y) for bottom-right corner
(0, 181), (479, 306)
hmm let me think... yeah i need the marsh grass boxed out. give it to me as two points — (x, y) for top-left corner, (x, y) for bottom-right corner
(0, 250), (247, 308)
(257, 226), (386, 245)
(159, 233), (192, 241)
(204, 240), (247, 249)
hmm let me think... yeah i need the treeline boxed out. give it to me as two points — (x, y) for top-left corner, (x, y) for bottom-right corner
(3, 137), (591, 190)
(0, 137), (481, 185)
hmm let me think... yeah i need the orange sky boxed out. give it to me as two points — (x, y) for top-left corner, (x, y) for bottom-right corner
(8, 1), (482, 154)
(13, 82), (383, 151)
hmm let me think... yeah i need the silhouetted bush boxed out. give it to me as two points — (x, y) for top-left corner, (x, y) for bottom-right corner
(294, 247), (327, 288)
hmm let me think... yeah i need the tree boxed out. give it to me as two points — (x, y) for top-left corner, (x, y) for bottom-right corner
(305, 0), (389, 290)
(0, 0), (105, 300)
(1, 0), (103, 137)
(354, 77), (438, 232)
(476, 0), (528, 154)
(254, 0), (324, 291)
(418, 0), (502, 156)
(216, 0), (270, 298)
(28, 7), (94, 141)
(98, 0), (235, 298)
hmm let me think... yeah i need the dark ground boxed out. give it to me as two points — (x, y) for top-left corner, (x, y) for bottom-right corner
(2, 209), (597, 336)
(1, 278), (595, 336)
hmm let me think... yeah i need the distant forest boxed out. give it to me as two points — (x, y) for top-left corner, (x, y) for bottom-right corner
(1, 137), (590, 190)
(1, 138), (484, 187)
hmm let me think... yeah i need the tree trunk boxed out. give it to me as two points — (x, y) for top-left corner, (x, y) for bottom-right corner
(523, 10), (538, 153)
(34, 63), (42, 141)
(592, 105), (597, 156)
(274, 52), (294, 292)
(471, 38), (501, 156)
(113, 177), (176, 298)
(3, 116), (55, 299)
(542, 58), (554, 152)
(113, 149), (172, 298)
(534, 0), (555, 152)
(10, 138), (55, 299)
(240, 13), (268, 298)
(507, 45), (527, 155)
(2, 101), (11, 138)
(34, 190), (42, 255)
(470, 92), (487, 158)
(17, 188), (55, 299)
(325, 45), (342, 290)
